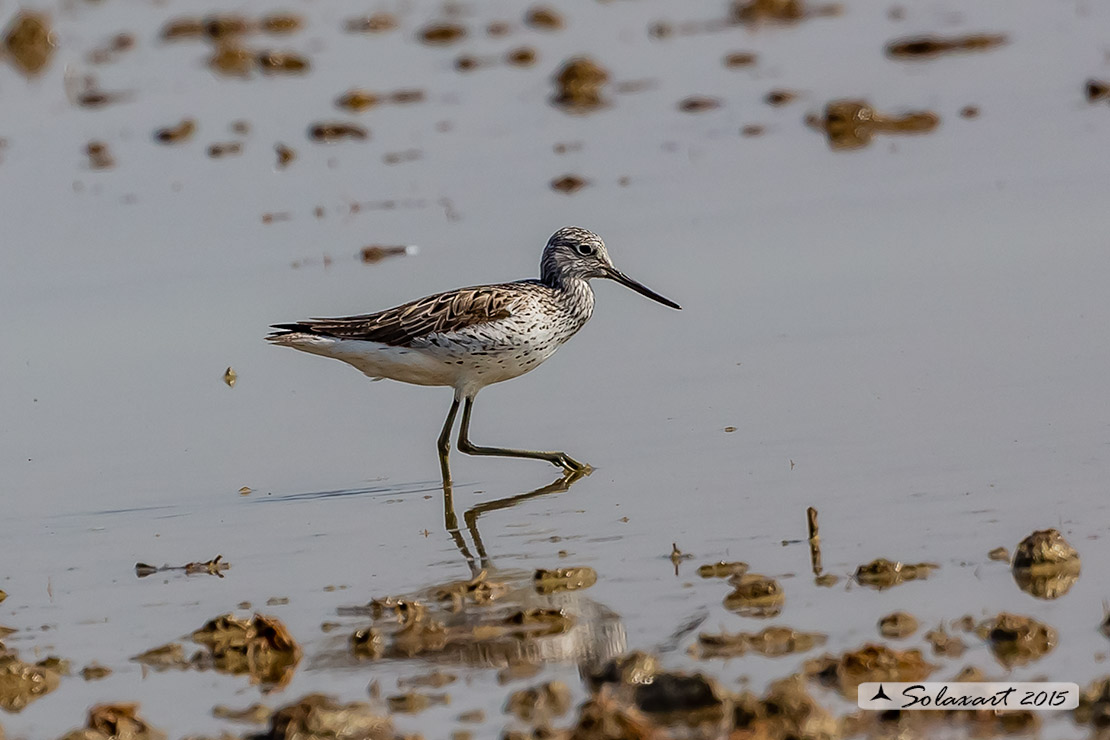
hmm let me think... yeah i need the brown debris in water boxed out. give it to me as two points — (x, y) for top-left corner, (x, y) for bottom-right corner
(419, 23), (467, 45)
(87, 32), (135, 64)
(345, 13), (398, 34)
(76, 90), (130, 109)
(204, 15), (250, 40)
(1011, 529), (1080, 599)
(347, 574), (578, 663)
(398, 669), (456, 689)
(455, 57), (481, 73)
(1086, 79), (1110, 103)
(80, 663), (112, 681)
(505, 681), (572, 723)
(678, 96), (721, 113)
(336, 89), (380, 112)
(506, 47), (538, 67)
(588, 651), (660, 692)
(36, 656), (70, 676)
(162, 13), (298, 40)
(256, 50), (310, 75)
(135, 554), (229, 578)
(551, 57), (609, 113)
(0, 649), (62, 711)
(497, 662), (542, 685)
(505, 607), (574, 637)
(223, 367), (238, 388)
(255, 694), (394, 739)
(1012, 528), (1079, 567)
(389, 89), (425, 104)
(212, 703), (271, 724)
(3, 11), (55, 77)
(207, 142), (243, 158)
(765, 89), (797, 106)
(734, 675), (839, 740)
(208, 42), (254, 76)
(350, 627), (385, 659)
(886, 33), (1007, 59)
(878, 611), (918, 639)
(161, 14), (248, 41)
(571, 688), (658, 739)
(976, 613), (1055, 668)
(583, 665), (844, 737)
(388, 613), (443, 658)
(724, 51), (757, 68)
(1075, 677), (1110, 731)
(434, 570), (510, 609)
(132, 643), (188, 670)
(634, 672), (728, 728)
(274, 143), (296, 169)
(259, 14), (302, 35)
(854, 557), (937, 589)
(723, 573), (784, 618)
(525, 6), (564, 31)
(806, 643), (936, 696)
(691, 626), (826, 659)
(383, 149), (421, 165)
(814, 99), (940, 150)
(741, 124), (765, 137)
(535, 567), (596, 594)
(731, 0), (841, 25)
(86, 141), (114, 170)
(696, 561), (748, 578)
(57, 703), (166, 740)
(988, 546), (1009, 562)
(154, 119), (196, 144)
(551, 175), (589, 194)
(134, 613), (300, 689)
(159, 17), (206, 40)
(190, 613), (301, 689)
(386, 691), (450, 713)
(360, 245), (411, 264)
(924, 625), (966, 658)
(309, 122), (369, 142)
(458, 708), (484, 723)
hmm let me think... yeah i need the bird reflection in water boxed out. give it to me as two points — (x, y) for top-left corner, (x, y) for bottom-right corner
(442, 468), (588, 574)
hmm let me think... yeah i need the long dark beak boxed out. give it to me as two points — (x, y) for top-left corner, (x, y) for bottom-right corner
(603, 266), (681, 309)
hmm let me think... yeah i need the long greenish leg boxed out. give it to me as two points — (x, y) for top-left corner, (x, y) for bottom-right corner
(437, 396), (461, 486)
(457, 396), (589, 473)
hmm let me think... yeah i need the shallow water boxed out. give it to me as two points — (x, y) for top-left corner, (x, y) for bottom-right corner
(2, 0), (1109, 737)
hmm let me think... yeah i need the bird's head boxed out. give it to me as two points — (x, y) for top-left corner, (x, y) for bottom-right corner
(541, 226), (681, 309)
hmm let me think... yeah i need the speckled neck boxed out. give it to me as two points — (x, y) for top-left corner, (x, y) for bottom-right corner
(549, 275), (595, 339)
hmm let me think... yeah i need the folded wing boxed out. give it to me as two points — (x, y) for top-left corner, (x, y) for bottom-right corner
(269, 285), (518, 347)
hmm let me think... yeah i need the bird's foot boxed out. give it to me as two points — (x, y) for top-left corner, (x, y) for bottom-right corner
(552, 453), (591, 475)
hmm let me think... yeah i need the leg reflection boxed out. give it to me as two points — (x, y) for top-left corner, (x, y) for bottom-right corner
(442, 469), (588, 573)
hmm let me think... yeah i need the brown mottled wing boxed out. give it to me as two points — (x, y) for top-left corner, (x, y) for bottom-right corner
(270, 285), (519, 347)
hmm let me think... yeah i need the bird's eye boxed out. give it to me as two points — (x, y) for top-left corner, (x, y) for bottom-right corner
(575, 243), (596, 256)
